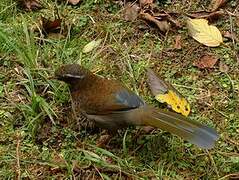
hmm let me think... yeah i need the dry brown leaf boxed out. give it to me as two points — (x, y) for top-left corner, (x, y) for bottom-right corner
(18, 0), (42, 11)
(153, 12), (181, 28)
(139, 0), (154, 7)
(210, 0), (227, 11)
(124, 3), (140, 21)
(193, 54), (218, 69)
(42, 17), (62, 35)
(223, 31), (238, 42)
(68, 0), (81, 5)
(187, 11), (224, 22)
(219, 61), (229, 72)
(38, 17), (66, 40)
(173, 35), (182, 49)
(140, 12), (170, 32)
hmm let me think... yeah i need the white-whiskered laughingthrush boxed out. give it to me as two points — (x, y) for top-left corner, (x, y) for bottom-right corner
(55, 64), (219, 149)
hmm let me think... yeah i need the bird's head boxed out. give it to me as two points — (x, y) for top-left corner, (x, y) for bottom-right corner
(55, 64), (90, 85)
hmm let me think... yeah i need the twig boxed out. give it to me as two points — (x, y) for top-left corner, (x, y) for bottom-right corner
(16, 132), (21, 180)
(218, 173), (239, 180)
(94, 165), (104, 180)
(225, 136), (239, 146)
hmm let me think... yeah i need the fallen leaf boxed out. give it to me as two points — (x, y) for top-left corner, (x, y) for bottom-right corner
(154, 11), (182, 28)
(210, 0), (227, 11)
(68, 0), (81, 5)
(147, 68), (190, 117)
(140, 12), (170, 32)
(124, 3), (140, 21)
(42, 17), (62, 35)
(173, 35), (182, 49)
(223, 31), (238, 42)
(187, 18), (223, 47)
(193, 54), (218, 69)
(82, 39), (102, 53)
(219, 61), (229, 72)
(18, 0), (42, 11)
(139, 0), (154, 7)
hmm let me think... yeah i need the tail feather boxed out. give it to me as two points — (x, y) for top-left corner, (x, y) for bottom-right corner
(141, 107), (219, 149)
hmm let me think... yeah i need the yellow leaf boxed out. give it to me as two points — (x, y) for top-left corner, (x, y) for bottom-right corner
(82, 39), (102, 53)
(147, 69), (191, 117)
(156, 90), (190, 117)
(187, 18), (223, 47)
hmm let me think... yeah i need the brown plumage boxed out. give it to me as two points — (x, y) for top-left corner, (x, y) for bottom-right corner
(55, 64), (219, 149)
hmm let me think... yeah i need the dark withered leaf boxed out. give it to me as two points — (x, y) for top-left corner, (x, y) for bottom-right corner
(18, 0), (42, 11)
(223, 31), (238, 42)
(140, 12), (170, 32)
(42, 17), (62, 35)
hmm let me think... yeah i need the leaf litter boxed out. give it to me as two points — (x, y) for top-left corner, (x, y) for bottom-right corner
(124, 3), (140, 21)
(193, 54), (218, 69)
(173, 35), (182, 49)
(209, 0), (228, 12)
(82, 39), (102, 53)
(187, 18), (223, 47)
(17, 0), (42, 11)
(36, 17), (67, 40)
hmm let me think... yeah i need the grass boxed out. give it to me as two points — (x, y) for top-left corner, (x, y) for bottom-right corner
(0, 0), (239, 179)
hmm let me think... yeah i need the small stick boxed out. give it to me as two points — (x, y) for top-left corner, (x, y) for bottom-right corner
(218, 173), (239, 180)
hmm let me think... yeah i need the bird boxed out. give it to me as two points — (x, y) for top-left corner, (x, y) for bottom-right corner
(55, 64), (219, 149)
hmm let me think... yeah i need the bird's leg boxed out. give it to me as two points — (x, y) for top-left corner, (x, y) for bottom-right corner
(71, 97), (99, 134)
(70, 95), (81, 131)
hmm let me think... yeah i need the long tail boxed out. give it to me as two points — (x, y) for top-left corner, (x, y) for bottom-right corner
(132, 106), (219, 149)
